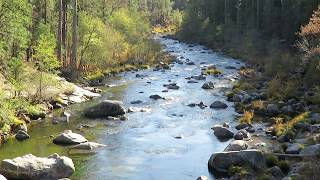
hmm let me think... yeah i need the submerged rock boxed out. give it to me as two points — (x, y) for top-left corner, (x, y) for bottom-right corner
(53, 130), (87, 145)
(187, 80), (198, 84)
(84, 100), (126, 118)
(208, 150), (266, 174)
(0, 154), (75, 179)
(130, 100), (143, 104)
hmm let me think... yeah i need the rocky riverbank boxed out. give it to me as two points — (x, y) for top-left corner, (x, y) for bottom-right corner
(206, 63), (320, 179)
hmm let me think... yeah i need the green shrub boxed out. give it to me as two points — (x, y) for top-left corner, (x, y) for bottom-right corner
(266, 154), (279, 167)
(228, 165), (248, 176)
(279, 160), (290, 174)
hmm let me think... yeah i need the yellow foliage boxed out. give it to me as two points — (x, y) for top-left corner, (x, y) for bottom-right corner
(273, 112), (310, 136)
(239, 110), (254, 124)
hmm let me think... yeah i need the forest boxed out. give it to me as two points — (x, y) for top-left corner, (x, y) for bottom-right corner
(0, 0), (320, 179)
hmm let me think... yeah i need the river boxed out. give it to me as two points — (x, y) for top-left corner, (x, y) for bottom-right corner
(0, 36), (243, 180)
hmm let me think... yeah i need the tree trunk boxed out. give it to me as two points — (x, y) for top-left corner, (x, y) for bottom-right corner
(224, 0), (228, 25)
(256, 0), (260, 29)
(58, 0), (63, 61)
(62, 0), (68, 67)
(237, 0), (242, 34)
(71, 0), (78, 80)
(44, 0), (47, 24)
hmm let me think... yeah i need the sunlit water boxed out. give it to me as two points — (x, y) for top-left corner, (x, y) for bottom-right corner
(0, 36), (243, 180)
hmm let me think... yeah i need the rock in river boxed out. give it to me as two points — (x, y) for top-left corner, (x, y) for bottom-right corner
(202, 81), (215, 89)
(149, 94), (164, 100)
(15, 130), (30, 141)
(210, 101), (228, 109)
(71, 142), (107, 150)
(211, 125), (234, 140)
(208, 150), (266, 174)
(84, 100), (126, 118)
(53, 130), (88, 145)
(0, 154), (75, 179)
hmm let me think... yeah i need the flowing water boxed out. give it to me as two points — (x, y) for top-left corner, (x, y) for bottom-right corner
(0, 37), (243, 180)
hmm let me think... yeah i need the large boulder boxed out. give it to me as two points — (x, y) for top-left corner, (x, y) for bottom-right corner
(285, 143), (303, 154)
(300, 144), (320, 155)
(0, 154), (75, 180)
(224, 140), (248, 151)
(208, 150), (266, 174)
(211, 125), (234, 140)
(53, 130), (87, 145)
(84, 100), (126, 118)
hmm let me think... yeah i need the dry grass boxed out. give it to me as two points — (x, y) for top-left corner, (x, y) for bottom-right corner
(239, 110), (254, 124)
(273, 112), (310, 136)
(251, 100), (265, 110)
(204, 69), (223, 75)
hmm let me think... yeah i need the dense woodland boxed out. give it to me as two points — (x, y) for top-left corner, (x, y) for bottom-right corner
(178, 0), (320, 89)
(0, 0), (182, 138)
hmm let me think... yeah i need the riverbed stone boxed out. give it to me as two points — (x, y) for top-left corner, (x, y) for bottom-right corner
(234, 131), (244, 140)
(300, 144), (320, 155)
(149, 94), (164, 100)
(210, 101), (228, 109)
(0, 175), (6, 180)
(225, 140), (248, 151)
(187, 80), (198, 83)
(0, 154), (75, 179)
(202, 81), (215, 89)
(84, 100), (126, 118)
(192, 75), (206, 80)
(235, 123), (249, 130)
(71, 142), (107, 150)
(267, 104), (279, 114)
(232, 94), (242, 102)
(285, 143), (303, 154)
(53, 130), (88, 145)
(15, 130), (30, 141)
(211, 125), (234, 140)
(130, 100), (143, 104)
(196, 176), (208, 180)
(165, 83), (180, 90)
(208, 150), (266, 174)
(267, 166), (285, 179)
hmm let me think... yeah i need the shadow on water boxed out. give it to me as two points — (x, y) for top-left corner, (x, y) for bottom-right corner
(0, 36), (244, 180)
